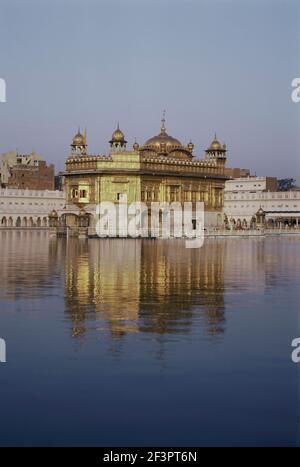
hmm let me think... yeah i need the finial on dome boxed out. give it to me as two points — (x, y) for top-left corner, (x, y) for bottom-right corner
(161, 109), (166, 133)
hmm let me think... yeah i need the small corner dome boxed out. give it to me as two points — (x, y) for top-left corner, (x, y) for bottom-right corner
(111, 124), (125, 143)
(256, 207), (265, 215)
(72, 130), (85, 146)
(208, 134), (222, 151)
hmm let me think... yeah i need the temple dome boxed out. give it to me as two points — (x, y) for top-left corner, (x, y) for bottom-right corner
(208, 134), (222, 151)
(110, 124), (125, 143)
(256, 207), (265, 215)
(143, 118), (183, 152)
(144, 132), (182, 150)
(72, 130), (85, 146)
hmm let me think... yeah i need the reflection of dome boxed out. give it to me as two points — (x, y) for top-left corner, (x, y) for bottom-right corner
(143, 117), (183, 152)
(72, 130), (85, 146)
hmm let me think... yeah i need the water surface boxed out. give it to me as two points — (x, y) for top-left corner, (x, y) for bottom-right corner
(0, 231), (299, 446)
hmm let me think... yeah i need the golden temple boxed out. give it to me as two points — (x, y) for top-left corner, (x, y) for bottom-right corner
(51, 115), (229, 236)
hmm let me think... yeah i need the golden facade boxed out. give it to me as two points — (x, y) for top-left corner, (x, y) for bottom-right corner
(54, 117), (230, 235)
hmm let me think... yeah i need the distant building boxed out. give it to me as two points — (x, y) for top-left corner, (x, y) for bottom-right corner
(225, 176), (278, 193)
(0, 188), (65, 228)
(224, 176), (300, 228)
(0, 150), (55, 190)
(225, 167), (251, 178)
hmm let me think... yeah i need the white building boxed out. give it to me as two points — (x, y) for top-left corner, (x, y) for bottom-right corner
(0, 188), (65, 228)
(224, 177), (300, 228)
(225, 176), (277, 193)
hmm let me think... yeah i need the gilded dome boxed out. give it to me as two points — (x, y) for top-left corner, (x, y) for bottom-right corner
(256, 207), (265, 215)
(72, 130), (85, 146)
(111, 123), (125, 143)
(208, 134), (222, 151)
(143, 118), (183, 152)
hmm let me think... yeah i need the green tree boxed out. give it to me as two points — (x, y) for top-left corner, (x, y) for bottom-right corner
(277, 178), (296, 191)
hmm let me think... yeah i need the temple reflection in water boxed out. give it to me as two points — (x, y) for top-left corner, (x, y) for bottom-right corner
(0, 231), (293, 350)
(64, 238), (226, 339)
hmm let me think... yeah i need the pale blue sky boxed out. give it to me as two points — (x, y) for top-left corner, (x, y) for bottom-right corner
(0, 0), (300, 179)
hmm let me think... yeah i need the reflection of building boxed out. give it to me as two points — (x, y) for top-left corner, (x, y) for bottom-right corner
(224, 176), (300, 228)
(139, 240), (226, 336)
(223, 237), (267, 293)
(52, 117), (231, 236)
(64, 238), (141, 337)
(0, 230), (64, 299)
(0, 150), (54, 190)
(0, 188), (65, 228)
(1, 231), (293, 356)
(64, 239), (226, 339)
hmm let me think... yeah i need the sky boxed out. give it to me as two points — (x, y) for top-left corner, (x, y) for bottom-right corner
(0, 0), (300, 180)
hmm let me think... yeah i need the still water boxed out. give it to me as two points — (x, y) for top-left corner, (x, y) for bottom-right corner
(0, 231), (299, 446)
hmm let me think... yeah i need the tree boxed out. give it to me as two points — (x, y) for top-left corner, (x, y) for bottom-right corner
(277, 178), (296, 191)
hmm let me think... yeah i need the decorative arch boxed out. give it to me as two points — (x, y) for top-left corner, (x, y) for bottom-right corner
(1, 216), (7, 226)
